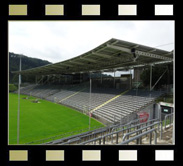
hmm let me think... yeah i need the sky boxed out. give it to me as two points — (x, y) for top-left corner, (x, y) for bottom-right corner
(9, 21), (174, 64)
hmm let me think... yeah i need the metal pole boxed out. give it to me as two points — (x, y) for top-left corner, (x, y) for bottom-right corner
(89, 72), (92, 130)
(80, 73), (81, 83)
(113, 70), (115, 88)
(150, 65), (152, 91)
(160, 121), (163, 139)
(17, 57), (21, 144)
(173, 50), (175, 144)
(167, 64), (170, 93)
(172, 108), (175, 144)
(136, 65), (139, 96)
(35, 75), (37, 84)
(130, 69), (132, 89)
(154, 131), (157, 145)
(158, 103), (161, 120)
(59, 75), (61, 84)
(151, 69), (167, 91)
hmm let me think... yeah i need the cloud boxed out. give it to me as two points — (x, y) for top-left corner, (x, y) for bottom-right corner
(9, 21), (174, 63)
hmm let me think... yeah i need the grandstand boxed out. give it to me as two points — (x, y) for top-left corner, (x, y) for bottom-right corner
(19, 84), (164, 124)
(11, 38), (174, 145)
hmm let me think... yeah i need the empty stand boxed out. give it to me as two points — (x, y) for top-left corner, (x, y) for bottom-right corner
(18, 83), (164, 125)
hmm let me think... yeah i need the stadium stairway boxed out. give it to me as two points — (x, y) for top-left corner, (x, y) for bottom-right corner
(58, 88), (86, 103)
(90, 89), (129, 113)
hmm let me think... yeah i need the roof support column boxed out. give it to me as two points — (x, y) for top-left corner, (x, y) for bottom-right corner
(167, 64), (170, 93)
(42, 75), (44, 85)
(101, 71), (103, 84)
(79, 73), (81, 83)
(113, 70), (116, 88)
(35, 75), (38, 85)
(51, 75), (54, 84)
(150, 65), (152, 91)
(46, 75), (50, 84)
(65, 75), (67, 84)
(130, 69), (132, 89)
(59, 75), (61, 84)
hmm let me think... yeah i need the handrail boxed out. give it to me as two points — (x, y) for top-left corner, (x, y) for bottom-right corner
(164, 113), (174, 129)
(112, 118), (159, 132)
(68, 137), (80, 143)
(79, 119), (161, 145)
(112, 116), (147, 132)
(42, 125), (112, 144)
(45, 118), (160, 145)
(57, 127), (115, 145)
(122, 121), (159, 142)
(119, 128), (157, 145)
(78, 136), (102, 145)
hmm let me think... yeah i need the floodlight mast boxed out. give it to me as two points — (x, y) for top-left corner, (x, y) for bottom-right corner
(17, 57), (21, 144)
(173, 50), (175, 145)
(89, 72), (92, 130)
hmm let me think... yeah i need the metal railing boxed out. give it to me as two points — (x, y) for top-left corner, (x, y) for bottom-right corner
(76, 118), (157, 144)
(44, 124), (119, 145)
(121, 121), (160, 145)
(26, 125), (103, 145)
(78, 119), (162, 145)
(111, 116), (154, 132)
(164, 113), (174, 129)
(119, 128), (157, 145)
(41, 118), (162, 145)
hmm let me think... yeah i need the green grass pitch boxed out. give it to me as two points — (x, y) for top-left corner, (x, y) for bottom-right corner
(9, 93), (104, 144)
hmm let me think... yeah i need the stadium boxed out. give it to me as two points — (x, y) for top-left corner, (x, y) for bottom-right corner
(9, 38), (174, 145)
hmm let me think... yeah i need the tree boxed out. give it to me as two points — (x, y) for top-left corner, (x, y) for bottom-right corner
(9, 84), (17, 92)
(9, 52), (51, 84)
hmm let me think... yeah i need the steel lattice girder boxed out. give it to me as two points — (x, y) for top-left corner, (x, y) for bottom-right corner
(12, 38), (173, 76)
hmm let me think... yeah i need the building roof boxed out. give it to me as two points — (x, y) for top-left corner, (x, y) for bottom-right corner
(13, 38), (173, 75)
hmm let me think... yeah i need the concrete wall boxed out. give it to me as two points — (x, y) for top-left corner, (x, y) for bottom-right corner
(137, 103), (157, 120)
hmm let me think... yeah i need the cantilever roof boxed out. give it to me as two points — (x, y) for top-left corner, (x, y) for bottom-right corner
(13, 38), (173, 75)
